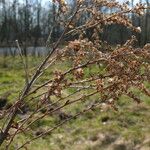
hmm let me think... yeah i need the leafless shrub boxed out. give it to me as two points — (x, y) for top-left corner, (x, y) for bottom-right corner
(0, 0), (149, 149)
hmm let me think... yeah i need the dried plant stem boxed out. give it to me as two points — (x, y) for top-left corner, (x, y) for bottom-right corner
(16, 102), (101, 150)
(0, 5), (80, 147)
(16, 40), (29, 85)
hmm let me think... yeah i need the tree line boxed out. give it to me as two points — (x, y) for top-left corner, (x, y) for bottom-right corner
(0, 0), (149, 47)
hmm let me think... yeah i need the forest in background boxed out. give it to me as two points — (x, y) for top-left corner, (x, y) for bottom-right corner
(0, 0), (149, 48)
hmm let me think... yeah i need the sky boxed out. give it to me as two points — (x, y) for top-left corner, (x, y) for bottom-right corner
(3, 0), (142, 7)
(40, 0), (141, 7)
(7, 0), (140, 4)
(43, 0), (140, 5)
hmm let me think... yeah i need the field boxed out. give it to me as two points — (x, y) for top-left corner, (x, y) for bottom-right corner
(0, 56), (150, 150)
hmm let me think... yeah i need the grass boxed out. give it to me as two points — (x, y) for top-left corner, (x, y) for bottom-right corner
(0, 56), (150, 150)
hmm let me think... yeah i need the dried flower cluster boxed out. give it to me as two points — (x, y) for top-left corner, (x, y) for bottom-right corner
(0, 0), (149, 149)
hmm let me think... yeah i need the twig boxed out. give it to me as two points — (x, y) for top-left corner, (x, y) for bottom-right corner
(16, 102), (102, 150)
(16, 40), (29, 85)
(1, 5), (81, 147)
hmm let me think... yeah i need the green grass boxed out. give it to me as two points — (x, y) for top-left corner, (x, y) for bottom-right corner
(0, 56), (150, 150)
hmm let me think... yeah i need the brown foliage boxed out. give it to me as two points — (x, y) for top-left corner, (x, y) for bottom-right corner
(0, 0), (149, 149)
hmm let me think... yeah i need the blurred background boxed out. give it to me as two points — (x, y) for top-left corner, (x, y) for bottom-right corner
(0, 0), (149, 56)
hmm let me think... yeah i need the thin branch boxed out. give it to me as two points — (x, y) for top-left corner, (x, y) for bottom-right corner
(0, 5), (81, 147)
(16, 102), (102, 150)
(16, 40), (29, 85)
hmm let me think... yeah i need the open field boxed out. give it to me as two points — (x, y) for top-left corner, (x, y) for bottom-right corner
(0, 56), (150, 150)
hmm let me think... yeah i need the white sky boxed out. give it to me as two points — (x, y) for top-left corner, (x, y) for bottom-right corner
(7, 0), (141, 4)
(5, 0), (142, 7)
(45, 0), (140, 4)
(42, 0), (141, 7)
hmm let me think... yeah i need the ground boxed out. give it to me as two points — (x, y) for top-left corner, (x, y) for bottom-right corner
(0, 56), (150, 150)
